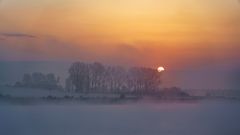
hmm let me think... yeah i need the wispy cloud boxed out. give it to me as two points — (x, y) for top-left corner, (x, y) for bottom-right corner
(0, 32), (37, 38)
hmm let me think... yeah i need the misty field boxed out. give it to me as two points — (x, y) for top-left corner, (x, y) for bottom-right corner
(1, 102), (240, 135)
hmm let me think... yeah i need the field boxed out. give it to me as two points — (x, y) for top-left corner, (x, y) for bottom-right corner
(1, 101), (240, 135)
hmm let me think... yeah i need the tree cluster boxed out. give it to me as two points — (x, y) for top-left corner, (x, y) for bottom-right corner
(15, 72), (61, 90)
(66, 62), (161, 94)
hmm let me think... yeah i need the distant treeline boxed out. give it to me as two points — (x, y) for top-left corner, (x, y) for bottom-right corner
(66, 62), (161, 94)
(14, 62), (162, 94)
(15, 72), (61, 90)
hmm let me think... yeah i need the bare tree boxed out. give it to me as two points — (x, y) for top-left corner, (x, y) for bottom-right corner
(68, 62), (89, 93)
(16, 72), (61, 90)
(67, 62), (161, 94)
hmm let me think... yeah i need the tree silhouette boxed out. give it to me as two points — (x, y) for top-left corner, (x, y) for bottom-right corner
(67, 62), (161, 94)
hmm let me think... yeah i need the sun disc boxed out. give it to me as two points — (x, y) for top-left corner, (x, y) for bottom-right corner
(157, 66), (165, 72)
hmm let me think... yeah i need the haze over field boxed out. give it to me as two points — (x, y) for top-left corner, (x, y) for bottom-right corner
(0, 61), (240, 89)
(1, 102), (240, 135)
(1, 1), (240, 135)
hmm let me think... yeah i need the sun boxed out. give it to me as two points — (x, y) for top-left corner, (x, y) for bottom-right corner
(157, 66), (165, 73)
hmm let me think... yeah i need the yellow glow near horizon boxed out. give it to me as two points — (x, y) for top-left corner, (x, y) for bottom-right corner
(0, 0), (239, 66)
(1, 0), (239, 44)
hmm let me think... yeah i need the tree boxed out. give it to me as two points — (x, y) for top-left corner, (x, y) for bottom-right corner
(46, 73), (59, 89)
(22, 73), (32, 87)
(68, 62), (90, 93)
(16, 72), (61, 90)
(89, 62), (105, 92)
(65, 77), (75, 92)
(67, 61), (162, 94)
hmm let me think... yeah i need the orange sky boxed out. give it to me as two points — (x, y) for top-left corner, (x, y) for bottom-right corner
(0, 0), (240, 69)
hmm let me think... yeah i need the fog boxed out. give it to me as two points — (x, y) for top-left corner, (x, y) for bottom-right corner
(0, 61), (239, 89)
(0, 102), (240, 135)
(0, 61), (70, 86)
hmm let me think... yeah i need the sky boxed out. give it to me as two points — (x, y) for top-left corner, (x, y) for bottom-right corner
(0, 0), (240, 89)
